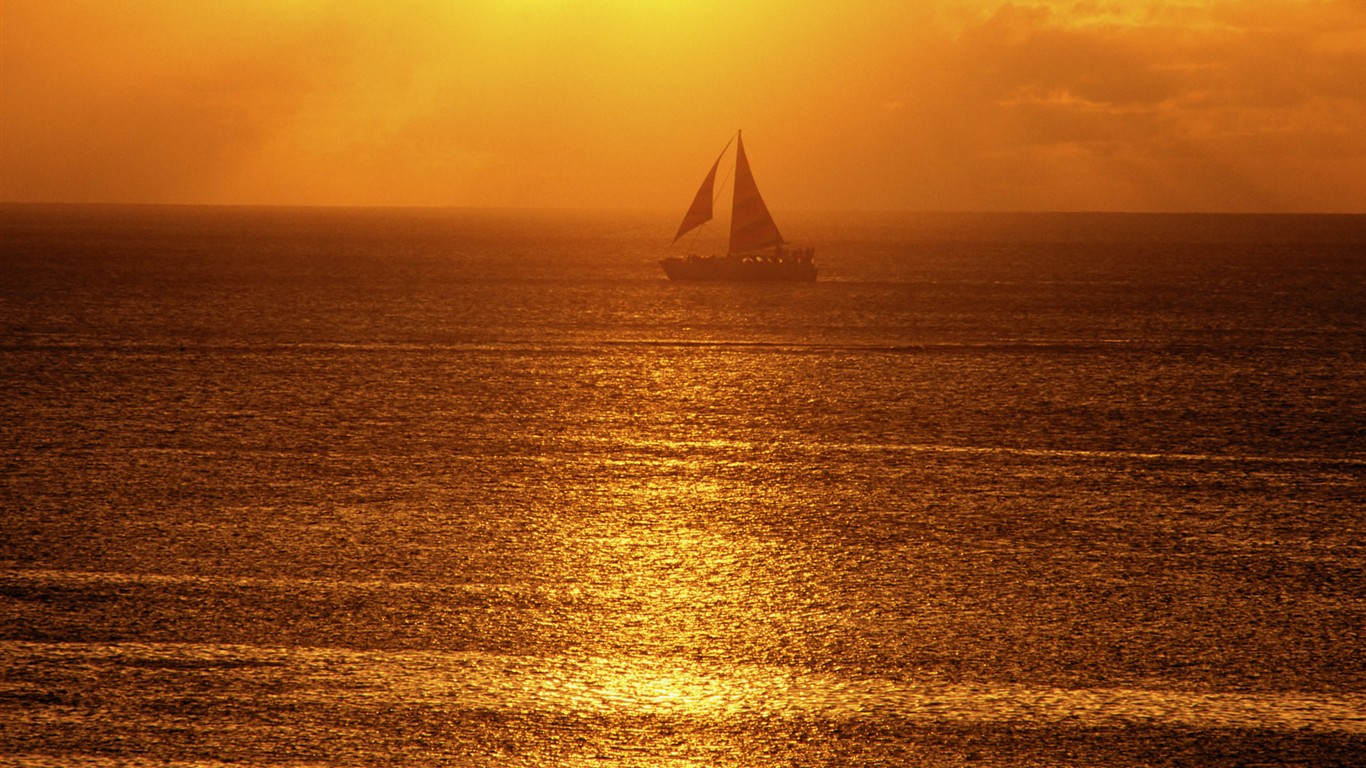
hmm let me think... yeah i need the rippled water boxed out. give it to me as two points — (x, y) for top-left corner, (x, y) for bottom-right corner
(2, 205), (1364, 765)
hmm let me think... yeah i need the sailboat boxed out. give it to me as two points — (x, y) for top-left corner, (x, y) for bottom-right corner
(660, 131), (816, 281)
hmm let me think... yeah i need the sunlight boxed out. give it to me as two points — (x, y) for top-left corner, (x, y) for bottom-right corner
(3, 0), (1362, 210)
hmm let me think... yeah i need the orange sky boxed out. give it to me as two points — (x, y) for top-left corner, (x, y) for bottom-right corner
(3, 0), (1364, 212)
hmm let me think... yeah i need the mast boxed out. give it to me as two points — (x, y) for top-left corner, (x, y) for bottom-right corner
(727, 130), (784, 255)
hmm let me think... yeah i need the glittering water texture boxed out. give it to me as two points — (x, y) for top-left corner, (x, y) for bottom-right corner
(1, 206), (1364, 766)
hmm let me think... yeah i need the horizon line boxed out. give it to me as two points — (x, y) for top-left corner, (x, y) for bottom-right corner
(3, 200), (1364, 217)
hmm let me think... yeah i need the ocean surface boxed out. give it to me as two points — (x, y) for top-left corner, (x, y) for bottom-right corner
(1, 204), (1363, 766)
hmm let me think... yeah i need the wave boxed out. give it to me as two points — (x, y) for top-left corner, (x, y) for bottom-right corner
(0, 336), (1314, 356)
(3, 639), (1363, 734)
(599, 435), (1366, 468)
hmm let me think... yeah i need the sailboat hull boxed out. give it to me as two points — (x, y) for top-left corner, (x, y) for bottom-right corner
(660, 256), (816, 282)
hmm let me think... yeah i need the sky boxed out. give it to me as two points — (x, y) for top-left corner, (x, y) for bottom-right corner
(2, 0), (1364, 212)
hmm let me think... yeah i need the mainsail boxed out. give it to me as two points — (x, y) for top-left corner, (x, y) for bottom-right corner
(728, 132), (784, 254)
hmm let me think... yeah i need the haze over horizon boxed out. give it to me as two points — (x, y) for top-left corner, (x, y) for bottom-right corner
(4, 1), (1364, 214)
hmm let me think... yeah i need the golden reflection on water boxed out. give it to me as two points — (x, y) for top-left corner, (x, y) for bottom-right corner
(8, 638), (1363, 733)
(547, 469), (790, 662)
(536, 343), (795, 707)
(525, 347), (846, 721)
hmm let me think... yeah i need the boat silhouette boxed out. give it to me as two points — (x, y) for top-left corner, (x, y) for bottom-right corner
(660, 131), (816, 282)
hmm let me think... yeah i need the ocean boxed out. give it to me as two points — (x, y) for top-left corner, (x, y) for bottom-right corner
(1, 204), (1363, 766)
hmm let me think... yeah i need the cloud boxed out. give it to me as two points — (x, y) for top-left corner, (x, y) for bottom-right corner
(901, 0), (1366, 210)
(1, 2), (358, 202)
